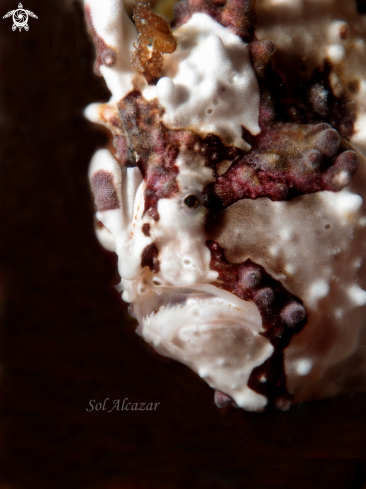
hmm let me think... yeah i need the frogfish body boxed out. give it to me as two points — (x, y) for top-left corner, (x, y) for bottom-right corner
(84, 0), (366, 411)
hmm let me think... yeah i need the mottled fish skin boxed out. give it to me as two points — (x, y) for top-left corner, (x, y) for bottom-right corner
(84, 0), (366, 411)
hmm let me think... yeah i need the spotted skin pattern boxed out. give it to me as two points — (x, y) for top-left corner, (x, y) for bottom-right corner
(85, 0), (366, 411)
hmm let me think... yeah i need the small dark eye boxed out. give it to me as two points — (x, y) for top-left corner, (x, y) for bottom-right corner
(184, 195), (199, 208)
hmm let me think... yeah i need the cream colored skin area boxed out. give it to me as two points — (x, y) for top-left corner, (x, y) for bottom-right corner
(86, 0), (366, 410)
(210, 180), (366, 402)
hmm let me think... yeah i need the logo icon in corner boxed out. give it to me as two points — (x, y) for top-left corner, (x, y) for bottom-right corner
(3, 3), (38, 31)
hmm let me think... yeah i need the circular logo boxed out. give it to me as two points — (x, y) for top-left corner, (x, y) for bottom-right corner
(12, 8), (28, 29)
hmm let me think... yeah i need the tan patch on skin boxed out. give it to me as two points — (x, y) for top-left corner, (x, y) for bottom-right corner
(131, 2), (177, 83)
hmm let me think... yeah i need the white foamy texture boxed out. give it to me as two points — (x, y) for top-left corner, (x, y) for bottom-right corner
(141, 296), (272, 411)
(146, 13), (260, 150)
(84, 0), (137, 101)
(295, 359), (312, 376)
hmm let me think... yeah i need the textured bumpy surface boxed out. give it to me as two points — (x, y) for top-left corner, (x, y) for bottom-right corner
(84, 0), (366, 411)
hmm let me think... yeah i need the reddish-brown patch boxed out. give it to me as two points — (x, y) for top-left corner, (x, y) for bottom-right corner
(249, 40), (275, 79)
(203, 122), (358, 209)
(117, 92), (239, 220)
(196, 133), (242, 167)
(119, 92), (181, 220)
(132, 3), (177, 84)
(91, 170), (120, 212)
(173, 0), (255, 42)
(214, 390), (234, 408)
(199, 48), (358, 210)
(141, 243), (160, 273)
(84, 6), (117, 76)
(207, 240), (307, 410)
(113, 135), (137, 167)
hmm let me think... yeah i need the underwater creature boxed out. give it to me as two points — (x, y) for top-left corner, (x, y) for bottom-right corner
(84, 0), (366, 411)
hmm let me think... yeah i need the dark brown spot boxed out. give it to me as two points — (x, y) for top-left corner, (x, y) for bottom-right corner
(252, 30), (358, 140)
(204, 209), (228, 240)
(339, 23), (349, 40)
(142, 223), (151, 237)
(348, 80), (360, 94)
(91, 170), (119, 212)
(249, 40), (275, 78)
(141, 243), (160, 273)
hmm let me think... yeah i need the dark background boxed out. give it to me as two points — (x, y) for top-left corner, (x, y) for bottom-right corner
(0, 1), (365, 488)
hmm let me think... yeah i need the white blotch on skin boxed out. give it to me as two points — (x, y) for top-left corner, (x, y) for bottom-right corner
(295, 359), (312, 376)
(153, 13), (261, 150)
(334, 191), (363, 216)
(348, 285), (366, 307)
(326, 44), (345, 63)
(307, 280), (329, 308)
(335, 308), (344, 319)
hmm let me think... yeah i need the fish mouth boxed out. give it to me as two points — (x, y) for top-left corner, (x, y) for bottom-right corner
(131, 282), (274, 412)
(133, 283), (263, 333)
